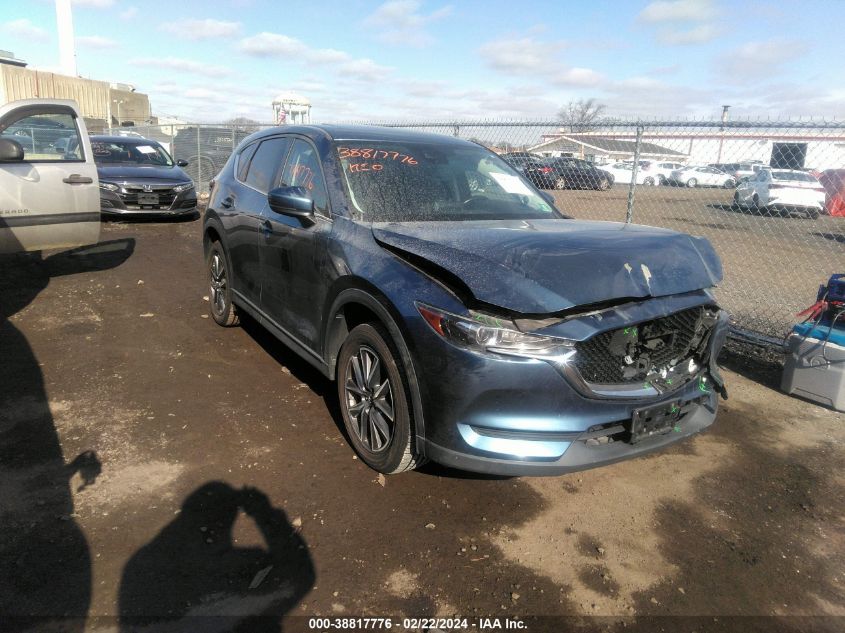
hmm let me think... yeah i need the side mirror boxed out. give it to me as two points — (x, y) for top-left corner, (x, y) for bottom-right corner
(176, 159), (189, 167)
(0, 138), (25, 162)
(268, 186), (315, 222)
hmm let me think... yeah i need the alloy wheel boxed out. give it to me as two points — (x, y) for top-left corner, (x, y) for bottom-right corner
(344, 345), (395, 453)
(209, 252), (227, 316)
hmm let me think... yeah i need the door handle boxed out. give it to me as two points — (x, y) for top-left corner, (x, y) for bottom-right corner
(220, 196), (234, 209)
(63, 174), (93, 185)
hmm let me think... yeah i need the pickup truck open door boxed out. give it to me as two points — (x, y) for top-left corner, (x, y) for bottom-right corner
(0, 99), (100, 254)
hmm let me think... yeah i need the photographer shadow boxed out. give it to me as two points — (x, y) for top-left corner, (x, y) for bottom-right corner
(118, 482), (315, 633)
(1, 238), (133, 632)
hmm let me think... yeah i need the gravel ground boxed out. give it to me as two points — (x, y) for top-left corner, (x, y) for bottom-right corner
(1, 217), (843, 633)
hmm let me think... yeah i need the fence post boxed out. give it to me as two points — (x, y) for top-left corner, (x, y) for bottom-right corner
(625, 124), (644, 224)
(196, 125), (202, 193)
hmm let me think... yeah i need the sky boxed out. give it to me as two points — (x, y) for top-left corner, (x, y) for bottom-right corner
(2, 0), (844, 123)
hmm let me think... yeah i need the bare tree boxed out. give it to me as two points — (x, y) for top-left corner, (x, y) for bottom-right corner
(557, 99), (607, 132)
(224, 117), (261, 133)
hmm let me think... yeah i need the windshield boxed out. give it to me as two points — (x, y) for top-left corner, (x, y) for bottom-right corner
(91, 140), (173, 166)
(337, 141), (558, 222)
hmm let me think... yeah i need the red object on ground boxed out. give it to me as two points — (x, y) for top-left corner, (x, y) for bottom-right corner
(819, 169), (845, 216)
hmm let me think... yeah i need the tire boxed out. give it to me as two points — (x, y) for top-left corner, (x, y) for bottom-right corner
(207, 241), (239, 327)
(597, 177), (610, 191)
(553, 176), (567, 190)
(724, 179), (736, 189)
(643, 176), (655, 186)
(658, 175), (667, 185)
(686, 178), (698, 188)
(751, 194), (760, 212)
(337, 322), (421, 474)
(732, 191), (742, 209)
(807, 209), (820, 220)
(185, 155), (216, 192)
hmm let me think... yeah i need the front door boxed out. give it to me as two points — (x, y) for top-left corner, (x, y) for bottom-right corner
(259, 138), (332, 351)
(0, 99), (99, 254)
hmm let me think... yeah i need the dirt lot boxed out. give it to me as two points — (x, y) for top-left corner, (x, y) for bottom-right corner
(1, 216), (844, 633)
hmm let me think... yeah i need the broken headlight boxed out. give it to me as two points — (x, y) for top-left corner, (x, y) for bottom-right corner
(416, 303), (575, 360)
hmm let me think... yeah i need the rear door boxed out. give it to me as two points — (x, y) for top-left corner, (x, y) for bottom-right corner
(0, 99), (99, 254)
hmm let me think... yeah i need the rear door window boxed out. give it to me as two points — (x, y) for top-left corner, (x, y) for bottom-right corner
(236, 142), (259, 182)
(244, 137), (291, 193)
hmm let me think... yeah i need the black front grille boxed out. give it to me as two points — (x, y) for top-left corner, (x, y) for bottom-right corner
(574, 306), (714, 385)
(119, 186), (177, 209)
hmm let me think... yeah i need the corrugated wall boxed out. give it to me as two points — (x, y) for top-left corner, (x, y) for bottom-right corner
(0, 64), (147, 124)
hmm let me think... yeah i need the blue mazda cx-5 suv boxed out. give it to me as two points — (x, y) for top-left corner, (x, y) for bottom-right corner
(203, 125), (729, 476)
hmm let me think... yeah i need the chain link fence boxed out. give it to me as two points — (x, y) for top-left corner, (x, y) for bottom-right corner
(106, 119), (845, 353)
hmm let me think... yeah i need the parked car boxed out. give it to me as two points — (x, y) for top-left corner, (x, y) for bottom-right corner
(203, 124), (728, 476)
(734, 168), (826, 219)
(600, 162), (657, 186)
(818, 169), (845, 217)
(498, 151), (540, 173)
(89, 136), (197, 219)
(666, 165), (735, 188)
(523, 157), (614, 190)
(708, 161), (766, 183)
(0, 98), (100, 253)
(173, 126), (252, 189)
(638, 160), (687, 185)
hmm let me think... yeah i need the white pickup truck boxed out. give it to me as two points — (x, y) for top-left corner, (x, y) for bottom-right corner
(0, 98), (100, 254)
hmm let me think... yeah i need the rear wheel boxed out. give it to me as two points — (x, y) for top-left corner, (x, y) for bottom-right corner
(553, 176), (567, 190)
(207, 241), (239, 326)
(807, 209), (820, 220)
(337, 323), (420, 474)
(643, 176), (655, 186)
(723, 179), (736, 189)
(597, 177), (610, 191)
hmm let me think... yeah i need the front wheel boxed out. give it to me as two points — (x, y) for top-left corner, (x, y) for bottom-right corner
(686, 178), (698, 188)
(643, 176), (655, 186)
(553, 176), (567, 190)
(207, 241), (239, 326)
(597, 177), (610, 191)
(337, 323), (420, 474)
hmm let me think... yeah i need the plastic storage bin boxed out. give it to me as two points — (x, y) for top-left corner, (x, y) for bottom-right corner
(781, 327), (845, 411)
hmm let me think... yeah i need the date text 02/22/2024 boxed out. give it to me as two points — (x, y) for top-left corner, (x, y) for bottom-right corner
(307, 617), (527, 630)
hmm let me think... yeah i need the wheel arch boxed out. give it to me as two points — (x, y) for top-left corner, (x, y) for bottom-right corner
(322, 280), (428, 450)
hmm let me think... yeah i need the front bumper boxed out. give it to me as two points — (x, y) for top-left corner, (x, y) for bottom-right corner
(99, 188), (198, 218)
(410, 300), (728, 476)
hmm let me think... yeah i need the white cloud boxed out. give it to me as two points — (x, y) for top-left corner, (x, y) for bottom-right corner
(1, 18), (48, 41)
(238, 32), (394, 83)
(77, 35), (118, 49)
(552, 67), (605, 87)
(638, 0), (717, 23)
(159, 19), (241, 40)
(338, 58), (392, 82)
(128, 57), (232, 77)
(638, 0), (721, 45)
(657, 23), (720, 44)
(478, 37), (566, 74)
(120, 7), (139, 20)
(363, 1), (453, 47)
(71, 0), (115, 7)
(716, 39), (807, 81)
(239, 32), (307, 57)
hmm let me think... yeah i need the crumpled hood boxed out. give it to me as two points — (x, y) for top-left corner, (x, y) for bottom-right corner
(97, 164), (191, 183)
(373, 219), (722, 314)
